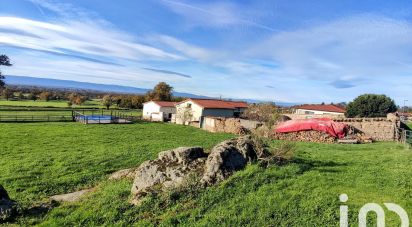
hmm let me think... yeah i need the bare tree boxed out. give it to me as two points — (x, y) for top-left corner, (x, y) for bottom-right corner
(177, 106), (193, 125)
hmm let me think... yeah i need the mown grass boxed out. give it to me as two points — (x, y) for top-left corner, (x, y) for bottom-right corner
(40, 142), (412, 226)
(0, 123), (233, 206)
(1, 122), (412, 226)
(0, 109), (142, 117)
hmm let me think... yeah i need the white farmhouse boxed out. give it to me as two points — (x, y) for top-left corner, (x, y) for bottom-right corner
(294, 104), (346, 116)
(174, 98), (248, 125)
(142, 101), (177, 122)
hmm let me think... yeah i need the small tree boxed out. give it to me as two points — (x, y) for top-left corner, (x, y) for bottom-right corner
(242, 103), (279, 128)
(0, 55), (12, 88)
(15, 92), (24, 100)
(39, 91), (52, 101)
(2, 88), (12, 100)
(67, 93), (86, 106)
(102, 95), (113, 110)
(27, 93), (37, 101)
(345, 94), (397, 118)
(177, 106), (193, 125)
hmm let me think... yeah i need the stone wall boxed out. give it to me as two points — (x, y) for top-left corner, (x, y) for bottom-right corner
(202, 117), (262, 134)
(334, 118), (400, 141)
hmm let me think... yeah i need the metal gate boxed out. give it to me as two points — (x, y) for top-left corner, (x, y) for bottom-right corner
(401, 129), (412, 147)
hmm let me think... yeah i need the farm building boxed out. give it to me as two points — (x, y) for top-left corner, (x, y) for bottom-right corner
(142, 101), (177, 122)
(174, 99), (248, 126)
(293, 104), (346, 118)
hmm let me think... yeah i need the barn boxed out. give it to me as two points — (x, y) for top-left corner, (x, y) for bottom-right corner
(142, 101), (177, 122)
(174, 98), (248, 125)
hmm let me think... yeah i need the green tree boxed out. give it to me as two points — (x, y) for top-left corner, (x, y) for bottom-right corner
(0, 55), (12, 88)
(146, 82), (173, 101)
(102, 95), (113, 110)
(131, 95), (146, 109)
(27, 93), (37, 101)
(345, 94), (397, 118)
(119, 96), (133, 109)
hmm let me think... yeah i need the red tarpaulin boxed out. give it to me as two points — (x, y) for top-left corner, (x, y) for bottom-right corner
(275, 118), (347, 139)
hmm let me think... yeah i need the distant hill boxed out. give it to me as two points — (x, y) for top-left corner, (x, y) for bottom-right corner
(4, 75), (297, 106)
(4, 75), (208, 98)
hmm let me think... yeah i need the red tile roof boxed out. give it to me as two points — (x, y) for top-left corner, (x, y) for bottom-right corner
(296, 104), (346, 113)
(182, 99), (248, 109)
(147, 101), (177, 107)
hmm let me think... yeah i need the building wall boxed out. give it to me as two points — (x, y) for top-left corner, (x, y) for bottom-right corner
(142, 102), (161, 120)
(285, 113), (345, 120)
(175, 101), (204, 124)
(159, 106), (176, 120)
(295, 108), (344, 116)
(202, 108), (235, 118)
(175, 100), (247, 125)
(143, 102), (176, 121)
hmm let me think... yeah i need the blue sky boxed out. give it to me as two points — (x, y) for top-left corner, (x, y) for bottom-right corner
(1, 0), (412, 104)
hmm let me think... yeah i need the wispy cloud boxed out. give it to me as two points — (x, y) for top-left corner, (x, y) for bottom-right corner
(0, 16), (184, 61)
(160, 0), (276, 31)
(142, 67), (191, 78)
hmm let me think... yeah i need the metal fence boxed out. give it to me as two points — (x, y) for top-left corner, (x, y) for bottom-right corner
(0, 114), (73, 122)
(73, 111), (139, 124)
(0, 109), (141, 123)
(400, 129), (412, 147)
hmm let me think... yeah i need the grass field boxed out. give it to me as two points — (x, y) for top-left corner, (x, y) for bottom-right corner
(1, 122), (411, 226)
(0, 109), (142, 117)
(0, 100), (102, 108)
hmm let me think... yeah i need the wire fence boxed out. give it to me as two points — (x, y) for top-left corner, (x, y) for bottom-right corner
(0, 114), (73, 122)
(0, 109), (141, 123)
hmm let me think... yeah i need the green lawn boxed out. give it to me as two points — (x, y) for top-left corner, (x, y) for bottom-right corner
(0, 100), (101, 108)
(0, 110), (141, 116)
(1, 122), (411, 226)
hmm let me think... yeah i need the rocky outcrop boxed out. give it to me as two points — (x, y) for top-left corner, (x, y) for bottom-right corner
(131, 147), (207, 204)
(0, 185), (18, 223)
(130, 137), (261, 204)
(201, 136), (258, 185)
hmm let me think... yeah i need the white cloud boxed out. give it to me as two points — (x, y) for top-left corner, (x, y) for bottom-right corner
(0, 16), (183, 61)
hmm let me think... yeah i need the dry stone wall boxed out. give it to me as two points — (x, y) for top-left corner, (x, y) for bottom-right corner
(202, 117), (262, 134)
(334, 118), (399, 141)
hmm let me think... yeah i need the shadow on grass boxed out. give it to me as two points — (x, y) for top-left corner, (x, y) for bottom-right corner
(292, 157), (348, 174)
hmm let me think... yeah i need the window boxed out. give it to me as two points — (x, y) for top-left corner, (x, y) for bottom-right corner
(304, 111), (315, 114)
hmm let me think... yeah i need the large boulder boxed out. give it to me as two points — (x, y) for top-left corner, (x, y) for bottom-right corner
(131, 147), (206, 204)
(0, 185), (18, 223)
(130, 137), (262, 204)
(201, 136), (258, 185)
